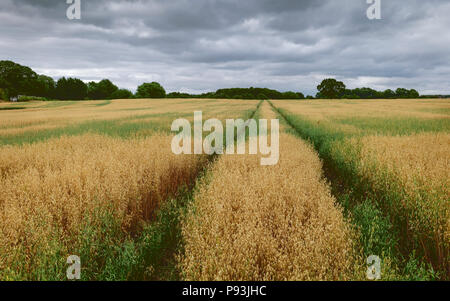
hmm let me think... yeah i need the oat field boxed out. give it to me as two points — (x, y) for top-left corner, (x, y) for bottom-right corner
(0, 98), (448, 280)
(271, 98), (449, 279)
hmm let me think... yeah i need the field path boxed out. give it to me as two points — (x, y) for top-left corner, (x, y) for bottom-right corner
(179, 101), (360, 281)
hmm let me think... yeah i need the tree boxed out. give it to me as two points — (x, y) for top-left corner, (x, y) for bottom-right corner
(257, 93), (268, 100)
(110, 89), (133, 99)
(0, 88), (7, 100)
(87, 79), (118, 99)
(136, 82), (166, 98)
(281, 91), (304, 99)
(383, 89), (396, 99)
(0, 60), (39, 99)
(33, 75), (56, 98)
(408, 89), (419, 98)
(395, 88), (410, 98)
(316, 78), (346, 99)
(55, 77), (87, 100)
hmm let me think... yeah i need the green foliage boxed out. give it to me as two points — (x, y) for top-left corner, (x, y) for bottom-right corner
(166, 92), (192, 98)
(0, 87), (9, 100)
(55, 77), (88, 100)
(382, 89), (396, 98)
(0, 60), (40, 99)
(17, 95), (49, 102)
(136, 82), (166, 98)
(316, 78), (421, 99)
(33, 75), (56, 98)
(212, 87), (304, 100)
(352, 200), (397, 258)
(109, 89), (133, 99)
(316, 78), (346, 99)
(281, 91), (305, 99)
(87, 79), (119, 100)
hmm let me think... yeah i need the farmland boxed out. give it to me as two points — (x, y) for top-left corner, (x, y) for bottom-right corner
(0, 98), (449, 280)
(271, 98), (449, 279)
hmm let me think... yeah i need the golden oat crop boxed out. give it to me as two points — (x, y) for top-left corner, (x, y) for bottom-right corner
(180, 103), (359, 280)
(273, 99), (450, 277)
(345, 133), (449, 272)
(274, 98), (450, 121)
(0, 98), (258, 138)
(0, 134), (206, 279)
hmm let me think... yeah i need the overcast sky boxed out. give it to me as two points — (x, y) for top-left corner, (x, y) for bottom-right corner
(1, 0), (449, 95)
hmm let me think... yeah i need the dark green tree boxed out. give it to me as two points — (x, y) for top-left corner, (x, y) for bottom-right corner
(136, 82), (166, 98)
(110, 89), (133, 99)
(0, 60), (39, 99)
(87, 79), (118, 99)
(395, 88), (410, 98)
(316, 78), (346, 99)
(383, 89), (396, 98)
(281, 91), (304, 99)
(408, 89), (420, 98)
(55, 77), (88, 100)
(33, 75), (56, 98)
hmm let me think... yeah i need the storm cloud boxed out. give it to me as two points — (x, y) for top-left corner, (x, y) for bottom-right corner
(0, 0), (449, 95)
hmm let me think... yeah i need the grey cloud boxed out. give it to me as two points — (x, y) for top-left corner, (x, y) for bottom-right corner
(1, 0), (449, 95)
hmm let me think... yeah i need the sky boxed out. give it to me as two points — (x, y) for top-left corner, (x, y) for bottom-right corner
(0, 0), (449, 95)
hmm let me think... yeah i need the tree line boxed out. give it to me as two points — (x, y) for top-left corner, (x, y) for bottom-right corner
(0, 60), (165, 101)
(0, 60), (438, 102)
(316, 78), (422, 99)
(167, 88), (305, 100)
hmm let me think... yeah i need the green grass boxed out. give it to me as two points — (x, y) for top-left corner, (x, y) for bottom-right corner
(0, 107), (26, 111)
(93, 100), (112, 107)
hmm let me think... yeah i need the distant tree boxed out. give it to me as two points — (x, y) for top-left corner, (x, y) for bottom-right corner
(166, 92), (192, 98)
(0, 88), (7, 100)
(281, 91), (304, 99)
(257, 93), (268, 100)
(383, 89), (396, 98)
(87, 79), (118, 99)
(408, 89), (420, 98)
(393, 88), (419, 98)
(353, 87), (379, 99)
(33, 75), (56, 98)
(395, 88), (409, 98)
(55, 77), (87, 100)
(316, 78), (346, 99)
(0, 60), (39, 99)
(136, 82), (166, 98)
(110, 89), (133, 99)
